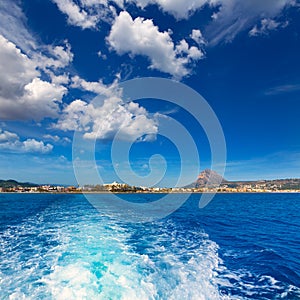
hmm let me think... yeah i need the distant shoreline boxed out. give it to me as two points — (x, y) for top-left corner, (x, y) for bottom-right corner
(2, 173), (300, 194)
(1, 191), (299, 194)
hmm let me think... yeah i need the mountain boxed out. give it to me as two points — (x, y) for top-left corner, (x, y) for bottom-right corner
(186, 170), (300, 191)
(0, 179), (38, 188)
(186, 169), (227, 188)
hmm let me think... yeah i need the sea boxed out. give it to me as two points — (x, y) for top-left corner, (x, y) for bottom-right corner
(0, 193), (299, 300)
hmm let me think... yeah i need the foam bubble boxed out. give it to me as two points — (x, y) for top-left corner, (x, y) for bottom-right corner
(2, 196), (298, 300)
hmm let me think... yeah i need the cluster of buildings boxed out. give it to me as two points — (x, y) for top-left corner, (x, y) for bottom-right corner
(1, 181), (299, 194)
(215, 181), (300, 193)
(0, 185), (80, 193)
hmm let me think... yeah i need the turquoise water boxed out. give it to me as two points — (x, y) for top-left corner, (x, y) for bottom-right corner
(0, 193), (300, 299)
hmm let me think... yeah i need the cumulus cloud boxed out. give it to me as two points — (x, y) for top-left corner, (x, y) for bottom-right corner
(0, 0), (76, 69)
(52, 0), (99, 29)
(43, 134), (71, 144)
(0, 130), (18, 143)
(55, 99), (90, 132)
(0, 1), (75, 126)
(52, 0), (120, 29)
(0, 128), (53, 154)
(55, 95), (158, 141)
(0, 35), (67, 121)
(49, 0), (296, 45)
(107, 11), (203, 78)
(175, 39), (203, 60)
(43, 134), (61, 142)
(0, 35), (38, 98)
(190, 29), (206, 45)
(22, 139), (53, 154)
(47, 72), (70, 85)
(130, 0), (295, 44)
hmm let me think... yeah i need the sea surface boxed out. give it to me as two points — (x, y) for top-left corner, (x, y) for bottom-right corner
(0, 193), (300, 299)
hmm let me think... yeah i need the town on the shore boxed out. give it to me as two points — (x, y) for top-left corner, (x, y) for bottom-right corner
(1, 180), (300, 194)
(1, 170), (300, 193)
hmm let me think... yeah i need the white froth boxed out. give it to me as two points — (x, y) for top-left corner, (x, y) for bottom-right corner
(2, 197), (299, 300)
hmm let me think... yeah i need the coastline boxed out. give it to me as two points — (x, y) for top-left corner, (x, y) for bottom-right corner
(1, 191), (299, 194)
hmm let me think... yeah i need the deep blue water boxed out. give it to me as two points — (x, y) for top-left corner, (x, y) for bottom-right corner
(0, 193), (299, 299)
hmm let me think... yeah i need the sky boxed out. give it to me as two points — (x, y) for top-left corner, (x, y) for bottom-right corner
(0, 0), (299, 186)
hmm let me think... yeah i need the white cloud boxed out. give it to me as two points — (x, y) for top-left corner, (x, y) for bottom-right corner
(97, 50), (107, 60)
(43, 134), (61, 142)
(0, 0), (76, 68)
(205, 0), (295, 45)
(80, 0), (112, 7)
(34, 43), (74, 70)
(71, 76), (119, 97)
(52, 0), (99, 29)
(0, 35), (67, 121)
(107, 11), (203, 78)
(249, 18), (289, 36)
(175, 39), (203, 60)
(190, 29), (206, 45)
(0, 1), (74, 121)
(55, 99), (90, 132)
(55, 95), (158, 141)
(0, 130), (18, 143)
(188, 46), (203, 59)
(46, 0), (296, 45)
(0, 0), (36, 53)
(22, 139), (53, 154)
(265, 83), (300, 95)
(0, 0), (74, 89)
(51, 43), (74, 67)
(43, 134), (72, 144)
(0, 128), (53, 154)
(52, 0), (120, 29)
(130, 0), (295, 44)
(130, 0), (208, 19)
(47, 72), (70, 85)
(0, 35), (38, 98)
(62, 137), (72, 143)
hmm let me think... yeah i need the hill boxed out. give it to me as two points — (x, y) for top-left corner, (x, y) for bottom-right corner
(0, 179), (38, 188)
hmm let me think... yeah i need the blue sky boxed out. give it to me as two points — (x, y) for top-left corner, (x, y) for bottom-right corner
(0, 0), (299, 185)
